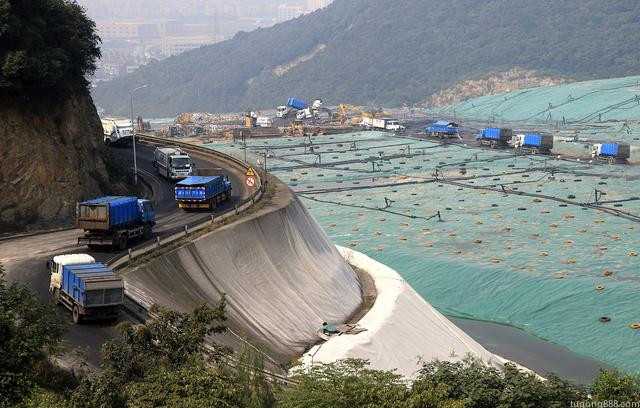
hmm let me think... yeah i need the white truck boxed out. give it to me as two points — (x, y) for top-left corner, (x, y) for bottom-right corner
(296, 108), (313, 120)
(361, 117), (405, 132)
(276, 106), (290, 118)
(256, 116), (273, 128)
(153, 147), (194, 180)
(101, 118), (134, 146)
(47, 254), (123, 323)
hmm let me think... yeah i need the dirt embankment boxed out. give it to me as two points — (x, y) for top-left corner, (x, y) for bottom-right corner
(0, 92), (131, 233)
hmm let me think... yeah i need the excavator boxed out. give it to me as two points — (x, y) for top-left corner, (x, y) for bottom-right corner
(335, 104), (390, 126)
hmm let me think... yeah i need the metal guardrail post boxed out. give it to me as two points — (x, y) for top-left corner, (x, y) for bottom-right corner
(156, 236), (160, 247)
(184, 225), (188, 235)
(128, 248), (132, 260)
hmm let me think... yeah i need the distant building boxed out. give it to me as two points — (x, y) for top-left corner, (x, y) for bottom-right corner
(306, 0), (332, 12)
(277, 4), (304, 22)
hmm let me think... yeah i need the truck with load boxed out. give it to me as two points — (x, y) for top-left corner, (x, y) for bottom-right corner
(287, 97), (308, 111)
(511, 133), (554, 154)
(591, 142), (630, 163)
(153, 147), (194, 180)
(47, 254), (123, 323)
(77, 196), (155, 250)
(477, 127), (513, 147)
(175, 175), (232, 210)
(426, 121), (459, 138)
(101, 117), (134, 146)
(361, 117), (405, 132)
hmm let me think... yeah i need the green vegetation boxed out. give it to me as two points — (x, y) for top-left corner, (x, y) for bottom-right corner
(94, 0), (640, 116)
(0, 263), (66, 408)
(0, 0), (100, 97)
(2, 261), (640, 407)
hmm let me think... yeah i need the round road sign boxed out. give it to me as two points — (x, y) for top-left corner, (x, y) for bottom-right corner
(246, 176), (256, 187)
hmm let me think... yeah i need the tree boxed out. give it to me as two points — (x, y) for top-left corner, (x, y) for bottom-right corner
(0, 262), (65, 408)
(407, 357), (586, 408)
(591, 370), (640, 402)
(0, 0), (101, 96)
(278, 359), (409, 408)
(70, 299), (276, 408)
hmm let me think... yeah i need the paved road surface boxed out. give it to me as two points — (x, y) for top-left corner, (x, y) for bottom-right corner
(0, 142), (250, 366)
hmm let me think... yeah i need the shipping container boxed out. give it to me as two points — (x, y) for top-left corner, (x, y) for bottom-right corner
(54, 261), (123, 323)
(593, 143), (630, 159)
(479, 128), (513, 141)
(175, 176), (232, 210)
(77, 196), (155, 249)
(77, 196), (139, 231)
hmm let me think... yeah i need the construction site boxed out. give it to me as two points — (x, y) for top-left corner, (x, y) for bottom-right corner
(202, 103), (640, 374)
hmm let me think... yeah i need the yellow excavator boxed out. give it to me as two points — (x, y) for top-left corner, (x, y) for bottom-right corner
(335, 104), (390, 126)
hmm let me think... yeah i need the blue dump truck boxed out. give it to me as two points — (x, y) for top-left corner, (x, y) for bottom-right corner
(425, 120), (459, 138)
(77, 196), (155, 250)
(592, 142), (631, 163)
(512, 133), (554, 154)
(175, 175), (232, 210)
(477, 127), (513, 147)
(287, 97), (308, 110)
(47, 254), (123, 323)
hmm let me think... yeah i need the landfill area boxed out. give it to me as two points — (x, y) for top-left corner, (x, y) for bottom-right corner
(205, 129), (640, 373)
(433, 75), (640, 126)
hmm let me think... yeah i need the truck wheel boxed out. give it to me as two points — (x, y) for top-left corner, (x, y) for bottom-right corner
(72, 306), (81, 324)
(104, 138), (111, 146)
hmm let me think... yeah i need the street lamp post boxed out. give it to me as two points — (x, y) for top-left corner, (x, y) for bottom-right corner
(130, 84), (148, 185)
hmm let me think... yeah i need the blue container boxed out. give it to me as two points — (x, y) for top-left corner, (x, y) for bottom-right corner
(481, 128), (501, 140)
(175, 176), (230, 201)
(79, 196), (140, 227)
(62, 263), (115, 306)
(524, 133), (543, 147)
(600, 143), (619, 157)
(287, 97), (308, 110)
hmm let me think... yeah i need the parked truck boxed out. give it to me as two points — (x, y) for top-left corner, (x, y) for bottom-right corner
(174, 176), (232, 210)
(511, 133), (554, 154)
(101, 118), (134, 146)
(426, 121), (459, 138)
(362, 117), (405, 132)
(154, 147), (194, 180)
(591, 142), (630, 163)
(256, 116), (273, 127)
(287, 97), (308, 111)
(477, 127), (513, 147)
(276, 106), (290, 118)
(77, 196), (155, 250)
(47, 254), (123, 323)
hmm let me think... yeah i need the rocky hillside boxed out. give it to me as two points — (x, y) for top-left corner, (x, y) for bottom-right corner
(425, 69), (570, 108)
(94, 0), (640, 116)
(0, 0), (125, 233)
(0, 94), (130, 233)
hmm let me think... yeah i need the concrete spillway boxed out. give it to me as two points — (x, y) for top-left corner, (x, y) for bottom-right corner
(122, 181), (362, 361)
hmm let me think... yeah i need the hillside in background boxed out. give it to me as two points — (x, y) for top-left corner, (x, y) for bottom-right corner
(93, 0), (640, 116)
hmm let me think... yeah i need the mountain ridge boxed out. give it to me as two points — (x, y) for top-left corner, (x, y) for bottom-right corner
(94, 0), (640, 116)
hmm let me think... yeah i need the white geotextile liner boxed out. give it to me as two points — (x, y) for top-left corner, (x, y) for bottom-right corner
(124, 197), (362, 358)
(301, 247), (508, 378)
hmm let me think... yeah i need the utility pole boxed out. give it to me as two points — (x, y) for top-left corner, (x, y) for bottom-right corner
(129, 84), (148, 185)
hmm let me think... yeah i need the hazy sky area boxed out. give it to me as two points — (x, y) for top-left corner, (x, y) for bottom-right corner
(80, 0), (333, 82)
(77, 0), (324, 21)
